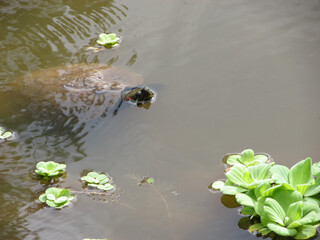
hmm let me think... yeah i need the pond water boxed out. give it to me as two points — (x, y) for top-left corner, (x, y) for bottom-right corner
(1, 0), (320, 239)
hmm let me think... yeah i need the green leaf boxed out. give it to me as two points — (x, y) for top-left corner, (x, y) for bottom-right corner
(147, 177), (154, 184)
(288, 211), (320, 228)
(254, 196), (267, 216)
(2, 131), (13, 138)
(220, 185), (247, 195)
(39, 194), (47, 202)
(312, 162), (320, 177)
(294, 225), (317, 239)
(99, 177), (110, 185)
(241, 206), (255, 215)
(249, 223), (264, 232)
(235, 193), (255, 207)
(103, 183), (114, 191)
(46, 188), (61, 198)
(226, 155), (240, 166)
(305, 177), (320, 197)
(60, 189), (70, 197)
(263, 206), (284, 226)
(55, 196), (68, 204)
(211, 181), (225, 190)
(259, 228), (272, 235)
(88, 172), (101, 178)
(267, 223), (297, 236)
(289, 158), (313, 187)
(243, 171), (254, 184)
(247, 163), (273, 180)
(226, 165), (248, 188)
(270, 165), (289, 184)
(46, 161), (57, 171)
(254, 154), (269, 163)
(46, 200), (57, 208)
(241, 149), (254, 163)
(46, 194), (56, 201)
(287, 201), (303, 222)
(296, 184), (311, 195)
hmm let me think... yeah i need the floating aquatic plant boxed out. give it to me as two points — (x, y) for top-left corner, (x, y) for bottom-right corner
(39, 187), (75, 209)
(210, 149), (320, 239)
(35, 161), (66, 177)
(239, 184), (320, 239)
(226, 149), (269, 167)
(96, 33), (120, 47)
(212, 163), (274, 195)
(81, 171), (114, 191)
(0, 127), (13, 140)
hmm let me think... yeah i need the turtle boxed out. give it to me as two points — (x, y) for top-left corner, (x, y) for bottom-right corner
(15, 63), (155, 121)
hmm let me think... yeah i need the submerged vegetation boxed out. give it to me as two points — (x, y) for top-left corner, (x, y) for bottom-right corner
(211, 149), (320, 239)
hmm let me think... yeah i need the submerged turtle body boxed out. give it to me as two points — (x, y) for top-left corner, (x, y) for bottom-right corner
(17, 63), (147, 123)
(20, 63), (144, 96)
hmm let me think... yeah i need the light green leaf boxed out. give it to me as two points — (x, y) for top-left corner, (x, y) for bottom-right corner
(235, 193), (255, 207)
(241, 149), (254, 163)
(220, 185), (247, 195)
(312, 162), (320, 177)
(270, 165), (289, 184)
(99, 177), (110, 185)
(60, 189), (70, 197)
(46, 194), (56, 201)
(249, 223), (264, 232)
(265, 198), (286, 225)
(55, 196), (68, 204)
(2, 131), (13, 138)
(259, 228), (272, 235)
(296, 184), (311, 195)
(247, 163), (273, 182)
(39, 194), (47, 202)
(254, 182), (271, 198)
(226, 165), (248, 188)
(305, 177), (320, 197)
(243, 171), (254, 184)
(88, 172), (100, 178)
(46, 200), (57, 208)
(289, 158), (313, 187)
(287, 201), (303, 222)
(267, 223), (297, 236)
(288, 211), (319, 228)
(103, 183), (114, 191)
(241, 206), (255, 215)
(46, 188), (61, 198)
(294, 225), (317, 239)
(226, 155), (240, 166)
(254, 196), (267, 216)
(46, 161), (57, 171)
(254, 154), (269, 163)
(211, 181), (225, 190)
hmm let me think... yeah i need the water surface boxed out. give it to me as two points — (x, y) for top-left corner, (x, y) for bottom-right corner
(1, 0), (320, 239)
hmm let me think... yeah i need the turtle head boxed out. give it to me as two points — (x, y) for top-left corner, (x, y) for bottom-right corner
(123, 87), (156, 109)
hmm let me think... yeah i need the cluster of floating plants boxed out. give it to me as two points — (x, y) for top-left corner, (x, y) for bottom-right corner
(35, 161), (115, 209)
(81, 171), (114, 191)
(35, 161), (66, 177)
(96, 33), (121, 48)
(211, 149), (320, 239)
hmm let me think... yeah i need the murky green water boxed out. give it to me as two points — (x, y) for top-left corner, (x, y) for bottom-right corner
(1, 0), (320, 239)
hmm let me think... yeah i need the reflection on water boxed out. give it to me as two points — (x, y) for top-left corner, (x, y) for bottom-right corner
(0, 1), (134, 239)
(0, 0), (129, 79)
